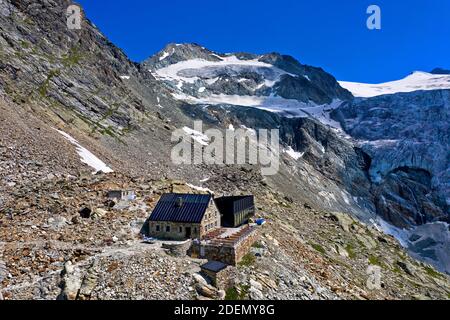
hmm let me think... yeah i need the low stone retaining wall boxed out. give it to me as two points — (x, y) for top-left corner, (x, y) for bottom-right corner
(162, 240), (192, 257)
(189, 227), (259, 265)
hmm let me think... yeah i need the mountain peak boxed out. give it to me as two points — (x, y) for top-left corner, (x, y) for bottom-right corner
(143, 43), (223, 69)
(430, 67), (450, 75)
(339, 70), (450, 98)
(143, 43), (353, 107)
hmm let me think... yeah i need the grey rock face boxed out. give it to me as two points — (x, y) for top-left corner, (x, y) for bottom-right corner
(407, 222), (450, 274)
(373, 167), (446, 228)
(260, 53), (353, 104)
(143, 43), (223, 70)
(186, 103), (376, 221)
(430, 68), (450, 75)
(0, 0), (175, 138)
(332, 90), (450, 227)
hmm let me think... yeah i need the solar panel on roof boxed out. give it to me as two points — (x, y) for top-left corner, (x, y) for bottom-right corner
(149, 193), (212, 223)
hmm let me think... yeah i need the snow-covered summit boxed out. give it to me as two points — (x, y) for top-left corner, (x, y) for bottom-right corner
(143, 43), (352, 123)
(339, 71), (450, 98)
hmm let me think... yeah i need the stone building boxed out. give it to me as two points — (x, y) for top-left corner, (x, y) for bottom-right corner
(107, 190), (136, 201)
(147, 193), (220, 240)
(214, 195), (255, 228)
(200, 261), (236, 290)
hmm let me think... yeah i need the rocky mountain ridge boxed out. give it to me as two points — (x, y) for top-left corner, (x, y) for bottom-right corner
(144, 43), (352, 107)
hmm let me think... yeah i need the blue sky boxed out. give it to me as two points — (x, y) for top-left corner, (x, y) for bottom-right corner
(76, 0), (449, 83)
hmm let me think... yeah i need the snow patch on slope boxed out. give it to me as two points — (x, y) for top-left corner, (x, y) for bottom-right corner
(186, 183), (214, 194)
(175, 92), (343, 121)
(284, 146), (304, 160)
(339, 71), (450, 98)
(159, 48), (175, 61)
(55, 129), (113, 174)
(182, 127), (210, 146)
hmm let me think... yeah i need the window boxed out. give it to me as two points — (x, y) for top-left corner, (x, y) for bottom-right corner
(166, 225), (171, 232)
(156, 225), (160, 232)
(194, 227), (197, 234)
(179, 226), (183, 233)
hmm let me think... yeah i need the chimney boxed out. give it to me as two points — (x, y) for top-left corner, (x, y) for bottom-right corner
(175, 197), (183, 208)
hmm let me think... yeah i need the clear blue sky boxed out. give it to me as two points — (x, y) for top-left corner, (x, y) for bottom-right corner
(76, 0), (449, 83)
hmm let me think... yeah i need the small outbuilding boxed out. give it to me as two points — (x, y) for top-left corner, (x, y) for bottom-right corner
(214, 195), (255, 228)
(200, 261), (236, 290)
(107, 190), (136, 201)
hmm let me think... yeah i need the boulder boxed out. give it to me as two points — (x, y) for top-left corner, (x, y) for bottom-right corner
(195, 283), (219, 299)
(193, 273), (208, 286)
(330, 212), (354, 232)
(92, 208), (107, 219)
(79, 207), (92, 219)
(47, 216), (67, 230)
(78, 263), (98, 300)
(249, 279), (263, 291)
(396, 261), (415, 277)
(248, 286), (264, 300)
(58, 261), (82, 300)
(162, 240), (192, 257)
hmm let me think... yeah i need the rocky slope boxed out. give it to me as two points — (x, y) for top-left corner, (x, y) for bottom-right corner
(1, 166), (449, 300)
(0, 0), (449, 299)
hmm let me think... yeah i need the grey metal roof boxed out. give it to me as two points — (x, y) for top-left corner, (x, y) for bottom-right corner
(149, 193), (212, 223)
(200, 261), (228, 272)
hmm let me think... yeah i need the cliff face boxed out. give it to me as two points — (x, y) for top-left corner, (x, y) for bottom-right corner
(332, 90), (450, 228)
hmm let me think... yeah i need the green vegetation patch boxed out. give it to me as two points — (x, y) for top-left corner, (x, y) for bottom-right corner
(424, 266), (445, 279)
(225, 285), (250, 300)
(38, 69), (61, 97)
(20, 40), (31, 49)
(62, 46), (84, 68)
(368, 255), (387, 268)
(238, 253), (256, 267)
(345, 244), (357, 259)
(252, 242), (264, 249)
(310, 242), (326, 255)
